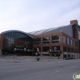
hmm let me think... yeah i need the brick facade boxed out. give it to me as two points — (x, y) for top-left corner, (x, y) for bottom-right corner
(33, 20), (80, 58)
(0, 34), (3, 55)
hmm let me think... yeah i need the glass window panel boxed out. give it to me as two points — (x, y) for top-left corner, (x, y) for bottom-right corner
(43, 37), (50, 43)
(52, 36), (60, 43)
(43, 46), (49, 52)
(68, 48), (70, 52)
(69, 39), (71, 45)
(63, 46), (67, 52)
(34, 38), (41, 44)
(63, 36), (67, 44)
(67, 38), (69, 45)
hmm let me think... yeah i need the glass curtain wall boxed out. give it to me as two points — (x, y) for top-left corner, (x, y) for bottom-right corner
(2, 32), (33, 52)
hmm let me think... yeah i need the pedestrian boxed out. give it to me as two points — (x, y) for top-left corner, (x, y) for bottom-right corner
(49, 49), (52, 56)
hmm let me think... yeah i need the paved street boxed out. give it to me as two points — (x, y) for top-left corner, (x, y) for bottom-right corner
(0, 57), (80, 80)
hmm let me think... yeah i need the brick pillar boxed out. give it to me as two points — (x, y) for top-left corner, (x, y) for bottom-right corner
(70, 20), (78, 40)
(50, 34), (52, 49)
(70, 20), (80, 56)
(60, 32), (63, 58)
(0, 34), (3, 55)
(60, 46), (63, 58)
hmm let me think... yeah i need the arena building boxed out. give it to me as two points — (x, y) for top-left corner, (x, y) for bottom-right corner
(0, 20), (80, 58)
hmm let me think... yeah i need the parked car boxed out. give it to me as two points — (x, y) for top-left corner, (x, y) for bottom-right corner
(65, 57), (75, 60)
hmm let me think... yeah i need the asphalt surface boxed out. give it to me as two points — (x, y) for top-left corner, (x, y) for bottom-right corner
(0, 57), (80, 80)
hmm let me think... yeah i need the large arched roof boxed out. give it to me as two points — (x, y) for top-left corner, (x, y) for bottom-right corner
(1, 24), (74, 38)
(29, 24), (74, 36)
(1, 30), (33, 39)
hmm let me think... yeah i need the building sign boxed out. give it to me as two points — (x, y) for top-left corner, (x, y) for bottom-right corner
(14, 48), (24, 51)
(54, 47), (57, 50)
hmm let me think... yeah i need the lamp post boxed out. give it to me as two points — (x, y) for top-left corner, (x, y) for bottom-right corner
(14, 48), (16, 62)
(36, 47), (39, 61)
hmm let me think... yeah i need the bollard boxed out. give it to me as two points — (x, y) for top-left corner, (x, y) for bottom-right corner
(37, 57), (39, 61)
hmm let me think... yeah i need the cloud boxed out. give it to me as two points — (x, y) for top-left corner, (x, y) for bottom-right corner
(53, 7), (80, 27)
(0, 0), (80, 33)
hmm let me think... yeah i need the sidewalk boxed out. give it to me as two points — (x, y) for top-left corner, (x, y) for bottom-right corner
(0, 55), (63, 62)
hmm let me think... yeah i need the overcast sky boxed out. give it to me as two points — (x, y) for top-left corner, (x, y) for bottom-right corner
(0, 0), (80, 33)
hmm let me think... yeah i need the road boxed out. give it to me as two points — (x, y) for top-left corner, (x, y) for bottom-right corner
(0, 58), (80, 80)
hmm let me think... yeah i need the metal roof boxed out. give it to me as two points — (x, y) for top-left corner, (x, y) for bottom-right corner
(29, 24), (74, 37)
(1, 24), (74, 38)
